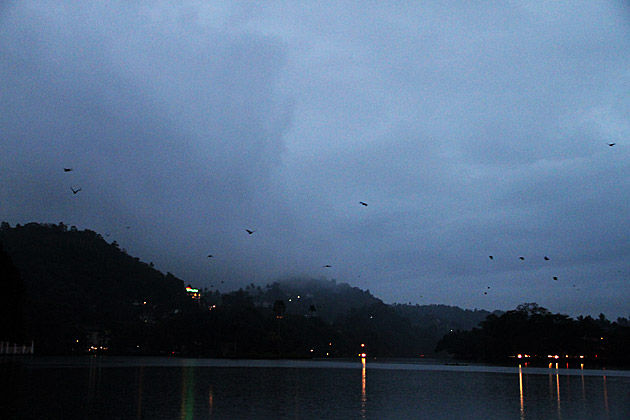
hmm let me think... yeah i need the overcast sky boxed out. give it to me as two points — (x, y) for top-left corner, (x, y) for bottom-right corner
(2, 1), (630, 318)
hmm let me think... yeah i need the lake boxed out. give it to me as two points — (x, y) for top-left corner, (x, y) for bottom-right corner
(2, 356), (629, 419)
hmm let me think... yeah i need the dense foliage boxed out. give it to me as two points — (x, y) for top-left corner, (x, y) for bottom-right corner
(436, 303), (630, 365)
(0, 222), (192, 354)
(0, 241), (26, 342)
(2, 222), (627, 364)
(0, 222), (494, 358)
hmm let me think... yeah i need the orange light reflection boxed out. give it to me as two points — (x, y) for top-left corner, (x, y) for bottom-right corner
(361, 357), (367, 418)
(518, 364), (524, 420)
(208, 387), (214, 416)
(555, 370), (561, 418)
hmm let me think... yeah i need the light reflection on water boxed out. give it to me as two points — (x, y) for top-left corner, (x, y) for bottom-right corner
(515, 361), (626, 420)
(518, 364), (524, 420)
(208, 386), (214, 417)
(86, 355), (104, 404)
(603, 374), (610, 418)
(3, 357), (629, 420)
(361, 357), (366, 419)
(180, 367), (194, 420)
(136, 366), (143, 420)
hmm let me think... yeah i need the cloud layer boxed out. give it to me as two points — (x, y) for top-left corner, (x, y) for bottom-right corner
(2, 1), (630, 317)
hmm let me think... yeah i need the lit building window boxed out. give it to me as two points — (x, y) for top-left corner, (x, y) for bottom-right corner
(185, 285), (201, 301)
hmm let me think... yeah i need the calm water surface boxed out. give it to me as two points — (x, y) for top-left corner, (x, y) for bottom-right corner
(2, 357), (629, 419)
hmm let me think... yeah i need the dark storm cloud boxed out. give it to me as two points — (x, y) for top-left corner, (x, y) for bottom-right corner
(0, 2), (293, 272)
(2, 1), (630, 317)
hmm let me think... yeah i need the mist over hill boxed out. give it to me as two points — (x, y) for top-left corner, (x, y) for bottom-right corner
(2, 222), (625, 362)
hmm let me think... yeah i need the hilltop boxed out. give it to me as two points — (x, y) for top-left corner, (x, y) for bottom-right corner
(0, 222), (505, 357)
(0, 222), (192, 354)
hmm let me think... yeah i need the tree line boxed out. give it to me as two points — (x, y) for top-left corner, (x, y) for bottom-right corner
(1, 222), (628, 364)
(436, 302), (630, 365)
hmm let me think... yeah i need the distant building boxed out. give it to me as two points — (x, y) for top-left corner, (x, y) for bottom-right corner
(185, 285), (201, 301)
(85, 329), (111, 352)
(0, 341), (34, 355)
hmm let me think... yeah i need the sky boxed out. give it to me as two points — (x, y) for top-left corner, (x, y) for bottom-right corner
(2, 1), (630, 318)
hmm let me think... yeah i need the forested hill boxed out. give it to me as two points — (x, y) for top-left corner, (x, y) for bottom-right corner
(255, 277), (383, 323)
(0, 222), (191, 353)
(393, 303), (499, 333)
(251, 278), (495, 332)
(0, 221), (499, 357)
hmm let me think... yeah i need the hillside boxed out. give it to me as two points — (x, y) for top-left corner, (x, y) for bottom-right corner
(0, 222), (192, 354)
(0, 221), (500, 357)
(250, 277), (383, 323)
(0, 241), (26, 343)
(393, 303), (500, 333)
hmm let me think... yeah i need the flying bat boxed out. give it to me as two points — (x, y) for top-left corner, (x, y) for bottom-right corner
(544, 256), (550, 261)
(70, 187), (82, 194)
(323, 264), (332, 268)
(607, 143), (616, 147)
(359, 201), (368, 206)
(245, 229), (255, 234)
(207, 255), (213, 258)
(63, 168), (73, 172)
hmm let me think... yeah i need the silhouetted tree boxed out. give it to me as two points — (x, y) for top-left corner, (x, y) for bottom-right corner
(273, 300), (286, 318)
(0, 241), (27, 342)
(436, 303), (630, 365)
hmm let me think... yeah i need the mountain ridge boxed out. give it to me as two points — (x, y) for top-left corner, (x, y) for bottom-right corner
(0, 221), (499, 356)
